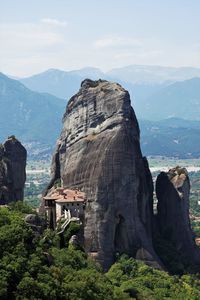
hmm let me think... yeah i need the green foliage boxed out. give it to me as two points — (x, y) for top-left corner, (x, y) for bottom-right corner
(0, 206), (120, 299)
(107, 255), (200, 300)
(1, 205), (200, 299)
(9, 201), (34, 214)
(60, 269), (116, 300)
(63, 221), (81, 245)
(51, 247), (88, 270)
(191, 220), (200, 237)
(24, 182), (47, 208)
(54, 178), (61, 188)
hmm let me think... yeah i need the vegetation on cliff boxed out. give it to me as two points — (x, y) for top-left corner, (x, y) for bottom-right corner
(1, 202), (200, 300)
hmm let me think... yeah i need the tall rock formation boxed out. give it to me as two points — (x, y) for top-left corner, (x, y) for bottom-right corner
(156, 167), (200, 269)
(0, 136), (27, 204)
(47, 79), (162, 270)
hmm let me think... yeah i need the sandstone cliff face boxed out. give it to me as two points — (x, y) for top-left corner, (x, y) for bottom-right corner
(0, 137), (27, 204)
(47, 79), (161, 270)
(156, 167), (200, 268)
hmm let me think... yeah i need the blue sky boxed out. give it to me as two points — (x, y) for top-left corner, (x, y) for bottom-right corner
(0, 0), (200, 76)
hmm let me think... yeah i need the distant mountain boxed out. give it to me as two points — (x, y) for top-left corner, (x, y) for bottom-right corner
(21, 65), (200, 98)
(3, 70), (200, 159)
(20, 68), (163, 110)
(20, 67), (105, 99)
(135, 78), (200, 120)
(19, 66), (200, 121)
(107, 65), (200, 85)
(140, 118), (200, 158)
(0, 72), (66, 157)
(20, 66), (200, 95)
(68, 67), (105, 79)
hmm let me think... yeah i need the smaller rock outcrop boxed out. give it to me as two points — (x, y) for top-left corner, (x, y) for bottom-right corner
(156, 166), (200, 269)
(69, 235), (80, 248)
(0, 136), (27, 204)
(25, 214), (46, 234)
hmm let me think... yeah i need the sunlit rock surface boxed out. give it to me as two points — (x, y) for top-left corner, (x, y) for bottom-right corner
(47, 79), (162, 270)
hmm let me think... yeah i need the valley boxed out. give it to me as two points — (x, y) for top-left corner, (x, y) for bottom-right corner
(24, 160), (51, 207)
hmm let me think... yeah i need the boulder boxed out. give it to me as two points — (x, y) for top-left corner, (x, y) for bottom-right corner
(25, 213), (46, 234)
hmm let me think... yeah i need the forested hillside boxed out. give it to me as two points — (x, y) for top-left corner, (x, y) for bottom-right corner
(1, 203), (200, 299)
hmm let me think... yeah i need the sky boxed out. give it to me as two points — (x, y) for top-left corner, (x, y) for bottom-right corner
(0, 0), (200, 77)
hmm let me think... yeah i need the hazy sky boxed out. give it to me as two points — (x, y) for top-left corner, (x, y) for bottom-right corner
(0, 0), (200, 77)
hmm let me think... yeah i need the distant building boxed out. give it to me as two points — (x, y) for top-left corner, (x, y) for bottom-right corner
(195, 238), (200, 246)
(43, 187), (86, 229)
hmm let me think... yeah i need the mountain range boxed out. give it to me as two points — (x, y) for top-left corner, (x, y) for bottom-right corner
(135, 77), (200, 120)
(0, 72), (66, 157)
(140, 118), (200, 158)
(107, 65), (200, 84)
(20, 67), (105, 99)
(19, 66), (200, 121)
(1, 65), (200, 158)
(20, 65), (200, 92)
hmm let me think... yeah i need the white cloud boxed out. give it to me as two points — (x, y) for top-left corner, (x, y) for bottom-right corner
(41, 18), (67, 27)
(0, 22), (65, 54)
(0, 21), (68, 76)
(91, 35), (165, 70)
(1, 23), (199, 77)
(94, 36), (142, 48)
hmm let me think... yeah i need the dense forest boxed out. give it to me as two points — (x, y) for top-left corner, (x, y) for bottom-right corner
(1, 202), (200, 300)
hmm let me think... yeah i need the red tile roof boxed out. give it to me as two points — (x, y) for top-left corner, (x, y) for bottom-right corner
(43, 188), (86, 203)
(195, 238), (200, 246)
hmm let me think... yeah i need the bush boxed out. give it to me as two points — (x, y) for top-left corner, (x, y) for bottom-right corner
(9, 201), (33, 214)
